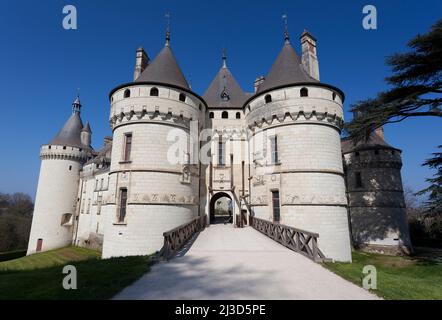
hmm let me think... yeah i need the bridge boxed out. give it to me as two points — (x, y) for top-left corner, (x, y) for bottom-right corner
(114, 222), (379, 300)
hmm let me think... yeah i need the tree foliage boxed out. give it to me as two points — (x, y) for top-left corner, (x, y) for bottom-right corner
(346, 19), (442, 140)
(416, 145), (442, 213)
(0, 193), (34, 252)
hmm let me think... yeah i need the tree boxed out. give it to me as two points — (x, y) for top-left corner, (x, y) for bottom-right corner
(346, 19), (442, 140)
(416, 145), (442, 213)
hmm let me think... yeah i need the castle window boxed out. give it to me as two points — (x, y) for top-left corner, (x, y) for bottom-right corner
(236, 112), (241, 119)
(355, 151), (360, 157)
(222, 111), (228, 119)
(374, 149), (380, 155)
(332, 92), (336, 100)
(199, 104), (202, 111)
(355, 172), (363, 188)
(124, 89), (131, 98)
(118, 188), (128, 223)
(123, 133), (132, 161)
(218, 138), (225, 166)
(209, 112), (214, 119)
(97, 195), (102, 215)
(300, 87), (308, 97)
(69, 165), (72, 171)
(63, 146), (66, 150)
(150, 87), (159, 96)
(265, 94), (272, 103)
(179, 93), (186, 102)
(272, 190), (280, 223)
(270, 136), (279, 164)
(391, 150), (395, 155)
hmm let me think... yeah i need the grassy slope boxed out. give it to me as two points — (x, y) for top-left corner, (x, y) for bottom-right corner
(324, 251), (442, 300)
(0, 246), (151, 299)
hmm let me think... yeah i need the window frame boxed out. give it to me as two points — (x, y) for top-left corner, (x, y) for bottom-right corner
(118, 188), (128, 223)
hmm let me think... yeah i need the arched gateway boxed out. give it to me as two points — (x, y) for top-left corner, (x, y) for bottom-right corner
(209, 192), (233, 224)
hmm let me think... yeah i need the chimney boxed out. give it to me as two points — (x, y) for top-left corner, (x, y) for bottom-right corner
(300, 30), (320, 81)
(254, 76), (265, 93)
(103, 136), (113, 146)
(374, 127), (385, 141)
(133, 47), (149, 80)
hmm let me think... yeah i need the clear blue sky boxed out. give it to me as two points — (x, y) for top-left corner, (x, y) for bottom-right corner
(0, 0), (441, 199)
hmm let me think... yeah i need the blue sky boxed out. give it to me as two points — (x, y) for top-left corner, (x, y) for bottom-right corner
(0, 0), (441, 199)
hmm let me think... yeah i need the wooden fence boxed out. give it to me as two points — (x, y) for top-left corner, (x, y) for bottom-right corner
(160, 215), (207, 260)
(250, 216), (329, 262)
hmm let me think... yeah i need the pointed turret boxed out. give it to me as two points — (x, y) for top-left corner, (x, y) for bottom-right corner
(49, 95), (92, 150)
(135, 29), (189, 90)
(257, 30), (318, 93)
(81, 121), (92, 147)
(203, 51), (247, 108)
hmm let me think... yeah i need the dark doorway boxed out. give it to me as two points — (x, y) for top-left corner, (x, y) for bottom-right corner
(209, 192), (233, 224)
(36, 238), (43, 252)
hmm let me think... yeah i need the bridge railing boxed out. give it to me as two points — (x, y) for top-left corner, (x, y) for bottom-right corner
(159, 214), (207, 260)
(250, 216), (329, 262)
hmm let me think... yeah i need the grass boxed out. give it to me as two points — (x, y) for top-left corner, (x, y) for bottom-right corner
(0, 246), (152, 299)
(324, 250), (442, 300)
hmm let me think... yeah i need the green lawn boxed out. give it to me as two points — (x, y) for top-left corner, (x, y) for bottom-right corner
(0, 246), (152, 299)
(324, 250), (442, 300)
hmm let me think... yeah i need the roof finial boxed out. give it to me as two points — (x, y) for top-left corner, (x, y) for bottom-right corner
(72, 89), (81, 114)
(222, 48), (227, 68)
(282, 14), (289, 44)
(165, 12), (171, 46)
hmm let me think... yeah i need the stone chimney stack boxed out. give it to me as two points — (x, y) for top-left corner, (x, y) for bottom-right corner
(374, 126), (385, 140)
(300, 30), (320, 81)
(133, 47), (149, 81)
(103, 136), (113, 146)
(254, 76), (265, 93)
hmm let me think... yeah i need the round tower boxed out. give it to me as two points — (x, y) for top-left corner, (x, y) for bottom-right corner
(244, 30), (352, 262)
(342, 128), (412, 255)
(27, 96), (92, 255)
(103, 32), (206, 258)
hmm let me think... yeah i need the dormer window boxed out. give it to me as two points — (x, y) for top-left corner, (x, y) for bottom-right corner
(222, 111), (228, 119)
(300, 88), (308, 97)
(150, 87), (159, 96)
(265, 94), (272, 103)
(124, 89), (131, 98)
(236, 112), (241, 119)
(179, 93), (186, 102)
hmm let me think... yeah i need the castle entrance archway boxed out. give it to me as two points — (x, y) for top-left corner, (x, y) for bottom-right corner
(209, 192), (233, 224)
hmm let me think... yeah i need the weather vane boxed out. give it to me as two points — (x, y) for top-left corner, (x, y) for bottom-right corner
(165, 12), (171, 45)
(282, 13), (289, 42)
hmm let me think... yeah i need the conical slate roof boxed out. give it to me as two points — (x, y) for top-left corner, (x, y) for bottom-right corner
(203, 60), (247, 109)
(135, 45), (190, 90)
(49, 112), (86, 149)
(257, 40), (318, 93)
(341, 132), (399, 154)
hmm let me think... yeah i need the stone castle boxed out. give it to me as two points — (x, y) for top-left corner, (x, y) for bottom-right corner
(27, 27), (412, 262)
